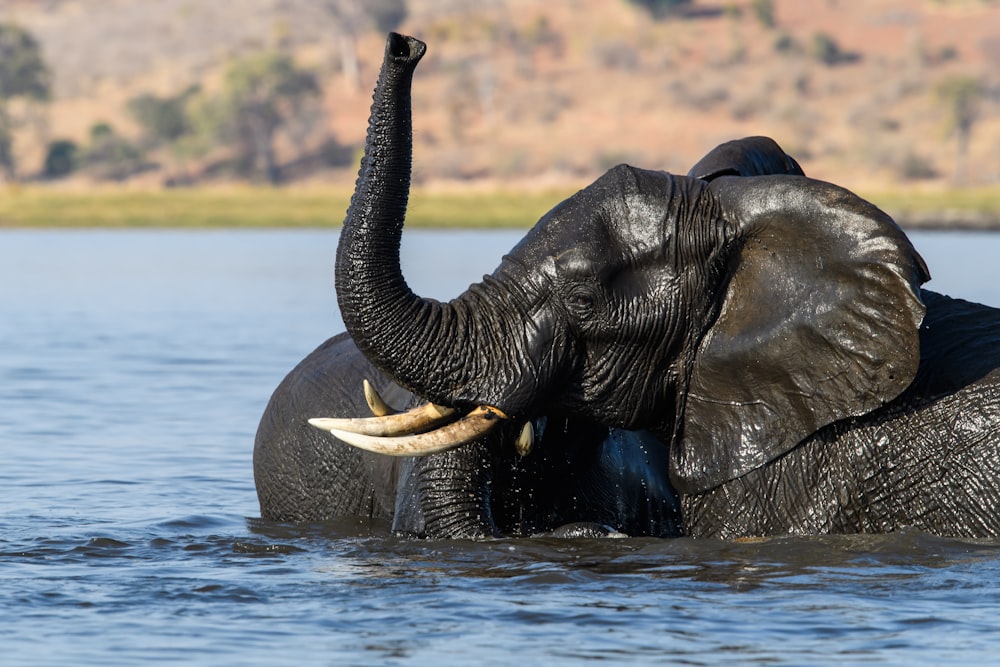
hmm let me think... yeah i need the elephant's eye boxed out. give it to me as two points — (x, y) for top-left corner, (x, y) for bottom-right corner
(567, 288), (597, 313)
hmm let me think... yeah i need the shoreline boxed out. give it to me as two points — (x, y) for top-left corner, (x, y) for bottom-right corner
(1, 185), (998, 230)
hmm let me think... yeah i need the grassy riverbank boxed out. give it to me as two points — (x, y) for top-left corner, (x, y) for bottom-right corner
(1, 184), (999, 229)
(0, 186), (572, 229)
(859, 187), (1000, 230)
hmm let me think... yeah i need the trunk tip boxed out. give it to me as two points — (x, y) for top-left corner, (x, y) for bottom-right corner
(386, 33), (427, 63)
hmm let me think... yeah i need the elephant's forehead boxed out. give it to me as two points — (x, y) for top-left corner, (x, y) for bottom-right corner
(600, 166), (698, 260)
(509, 167), (701, 270)
(615, 192), (673, 254)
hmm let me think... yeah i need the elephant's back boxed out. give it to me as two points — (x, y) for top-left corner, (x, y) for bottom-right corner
(908, 290), (1000, 400)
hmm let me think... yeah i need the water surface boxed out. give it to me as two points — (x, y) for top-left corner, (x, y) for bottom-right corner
(3, 229), (1000, 665)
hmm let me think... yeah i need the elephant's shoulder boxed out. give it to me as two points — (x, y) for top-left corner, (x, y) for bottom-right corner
(306, 331), (362, 361)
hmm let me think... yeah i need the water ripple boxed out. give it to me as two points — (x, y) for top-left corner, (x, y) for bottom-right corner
(4, 230), (1000, 665)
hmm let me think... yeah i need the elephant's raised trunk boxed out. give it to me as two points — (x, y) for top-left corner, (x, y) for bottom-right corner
(336, 34), (427, 390)
(335, 34), (528, 420)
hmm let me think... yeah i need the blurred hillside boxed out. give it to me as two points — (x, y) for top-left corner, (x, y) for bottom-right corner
(2, 0), (999, 194)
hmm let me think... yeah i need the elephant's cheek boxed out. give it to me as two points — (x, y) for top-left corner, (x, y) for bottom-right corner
(493, 306), (571, 416)
(575, 355), (675, 431)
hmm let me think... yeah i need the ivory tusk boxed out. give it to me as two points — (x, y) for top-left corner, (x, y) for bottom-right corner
(515, 421), (534, 457)
(363, 379), (395, 417)
(310, 405), (509, 457)
(308, 400), (457, 437)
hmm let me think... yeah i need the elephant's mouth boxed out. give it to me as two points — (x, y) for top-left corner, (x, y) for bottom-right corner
(308, 380), (534, 457)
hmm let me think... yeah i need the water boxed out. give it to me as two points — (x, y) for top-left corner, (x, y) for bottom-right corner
(3, 228), (1000, 666)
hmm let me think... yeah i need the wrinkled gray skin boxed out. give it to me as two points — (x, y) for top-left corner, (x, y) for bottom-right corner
(254, 34), (1000, 539)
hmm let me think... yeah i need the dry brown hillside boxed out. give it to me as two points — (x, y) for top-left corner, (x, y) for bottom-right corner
(3, 0), (1000, 193)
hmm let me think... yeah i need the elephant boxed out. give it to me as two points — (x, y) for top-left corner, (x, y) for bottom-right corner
(253, 33), (1000, 540)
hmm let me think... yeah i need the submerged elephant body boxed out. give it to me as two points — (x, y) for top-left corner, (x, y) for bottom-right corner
(255, 332), (683, 537)
(253, 34), (1000, 540)
(255, 293), (1000, 539)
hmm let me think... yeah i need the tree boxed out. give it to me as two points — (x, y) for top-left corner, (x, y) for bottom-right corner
(127, 86), (202, 181)
(751, 0), (776, 28)
(43, 139), (78, 178)
(127, 86), (200, 148)
(811, 32), (859, 66)
(0, 23), (50, 181)
(935, 75), (983, 185)
(624, 0), (692, 20)
(194, 52), (321, 184)
(323, 0), (408, 89)
(80, 122), (145, 181)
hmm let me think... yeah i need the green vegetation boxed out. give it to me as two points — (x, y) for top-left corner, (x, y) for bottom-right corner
(322, 0), (409, 89)
(46, 52), (326, 185)
(773, 32), (800, 55)
(43, 139), (78, 178)
(128, 85), (199, 148)
(811, 32), (859, 66)
(862, 186), (1000, 223)
(79, 122), (145, 181)
(0, 186), (574, 228)
(935, 75), (984, 184)
(187, 52), (322, 184)
(406, 189), (572, 228)
(0, 23), (50, 181)
(622, 0), (692, 20)
(751, 0), (776, 28)
(4, 20), (326, 185)
(1, 185), (998, 229)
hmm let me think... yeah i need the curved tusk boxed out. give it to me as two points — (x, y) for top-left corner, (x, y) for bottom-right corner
(308, 401), (457, 437)
(515, 421), (534, 457)
(310, 405), (509, 457)
(363, 379), (395, 417)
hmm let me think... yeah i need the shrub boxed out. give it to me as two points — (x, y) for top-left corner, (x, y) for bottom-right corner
(897, 153), (938, 181)
(811, 32), (860, 66)
(751, 0), (776, 28)
(43, 139), (78, 178)
(81, 122), (146, 181)
(774, 33), (799, 54)
(624, 0), (692, 20)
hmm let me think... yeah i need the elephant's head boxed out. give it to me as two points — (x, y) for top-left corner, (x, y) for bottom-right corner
(317, 34), (929, 494)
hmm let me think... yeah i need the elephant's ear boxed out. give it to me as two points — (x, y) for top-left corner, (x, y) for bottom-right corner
(673, 175), (929, 493)
(688, 136), (805, 181)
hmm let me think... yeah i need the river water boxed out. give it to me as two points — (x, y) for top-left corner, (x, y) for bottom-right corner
(3, 228), (1000, 666)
